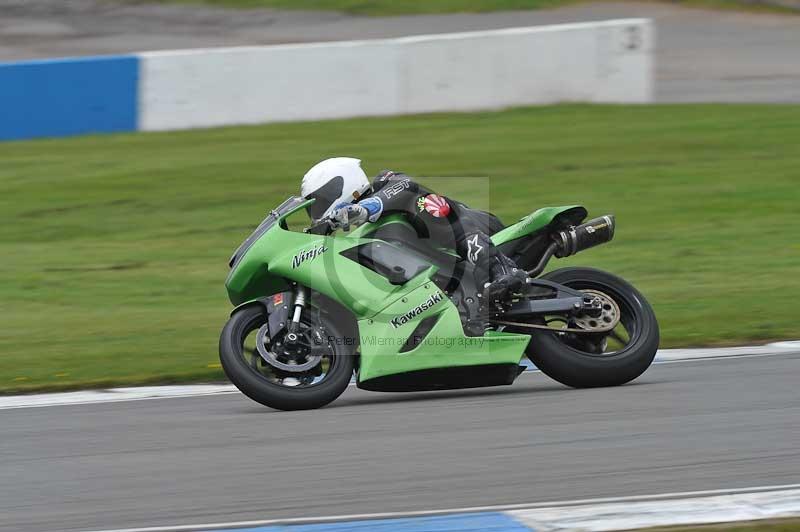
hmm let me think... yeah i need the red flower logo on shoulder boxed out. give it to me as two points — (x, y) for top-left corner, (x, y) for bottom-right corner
(419, 194), (451, 218)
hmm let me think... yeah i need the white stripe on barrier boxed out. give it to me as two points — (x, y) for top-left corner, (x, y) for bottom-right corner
(138, 19), (653, 132)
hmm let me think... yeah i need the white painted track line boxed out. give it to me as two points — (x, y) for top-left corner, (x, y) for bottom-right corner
(509, 488), (800, 531)
(84, 484), (800, 532)
(0, 384), (239, 410)
(1, 342), (798, 411)
(655, 341), (800, 362)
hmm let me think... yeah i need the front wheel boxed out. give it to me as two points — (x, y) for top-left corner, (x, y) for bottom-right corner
(219, 305), (354, 410)
(525, 267), (659, 388)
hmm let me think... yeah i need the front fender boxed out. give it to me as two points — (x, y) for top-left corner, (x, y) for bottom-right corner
(230, 291), (293, 338)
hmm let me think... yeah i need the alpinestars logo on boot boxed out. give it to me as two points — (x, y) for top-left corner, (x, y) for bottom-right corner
(390, 291), (444, 328)
(467, 234), (484, 263)
(291, 244), (327, 269)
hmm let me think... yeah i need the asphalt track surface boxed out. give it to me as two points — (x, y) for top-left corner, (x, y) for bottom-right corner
(3, 1), (800, 102)
(2, 353), (799, 532)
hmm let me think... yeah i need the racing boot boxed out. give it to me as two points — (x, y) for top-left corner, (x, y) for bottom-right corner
(482, 254), (528, 304)
(462, 231), (528, 306)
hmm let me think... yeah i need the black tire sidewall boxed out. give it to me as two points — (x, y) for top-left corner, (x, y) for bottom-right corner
(527, 267), (659, 388)
(219, 305), (355, 410)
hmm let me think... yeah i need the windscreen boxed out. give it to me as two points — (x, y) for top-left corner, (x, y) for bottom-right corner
(228, 196), (307, 268)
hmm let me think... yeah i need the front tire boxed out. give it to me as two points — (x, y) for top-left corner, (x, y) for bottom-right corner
(526, 267), (659, 388)
(219, 305), (354, 410)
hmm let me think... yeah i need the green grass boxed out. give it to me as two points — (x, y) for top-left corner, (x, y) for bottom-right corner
(128, 0), (800, 15)
(648, 518), (800, 531)
(1, 104), (799, 393)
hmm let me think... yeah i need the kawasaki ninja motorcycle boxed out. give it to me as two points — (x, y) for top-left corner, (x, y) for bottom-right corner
(221, 197), (659, 410)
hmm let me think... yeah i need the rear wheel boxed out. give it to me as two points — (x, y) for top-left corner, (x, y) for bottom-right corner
(525, 267), (659, 388)
(219, 305), (354, 410)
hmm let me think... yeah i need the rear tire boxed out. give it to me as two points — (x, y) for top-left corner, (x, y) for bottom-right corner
(526, 267), (659, 388)
(219, 305), (354, 410)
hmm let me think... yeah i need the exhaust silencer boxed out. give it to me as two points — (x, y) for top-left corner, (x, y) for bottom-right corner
(554, 215), (615, 258)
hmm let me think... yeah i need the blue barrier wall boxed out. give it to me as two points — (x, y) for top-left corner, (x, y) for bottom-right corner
(0, 55), (138, 141)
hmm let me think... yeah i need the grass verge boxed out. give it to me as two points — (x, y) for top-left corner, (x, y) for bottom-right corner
(645, 518), (800, 531)
(1, 104), (798, 393)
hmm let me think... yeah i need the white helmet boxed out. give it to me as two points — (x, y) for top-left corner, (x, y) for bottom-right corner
(301, 157), (370, 221)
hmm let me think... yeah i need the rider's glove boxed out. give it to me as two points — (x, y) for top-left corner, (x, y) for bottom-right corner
(330, 203), (369, 231)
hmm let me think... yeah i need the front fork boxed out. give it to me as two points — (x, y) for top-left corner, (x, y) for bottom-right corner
(285, 285), (309, 345)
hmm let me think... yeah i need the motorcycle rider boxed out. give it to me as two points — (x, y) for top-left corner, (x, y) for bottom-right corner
(301, 157), (528, 306)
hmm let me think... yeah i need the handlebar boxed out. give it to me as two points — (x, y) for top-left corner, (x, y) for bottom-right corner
(305, 218), (336, 235)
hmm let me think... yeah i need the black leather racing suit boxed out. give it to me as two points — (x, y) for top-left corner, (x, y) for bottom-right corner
(356, 171), (527, 301)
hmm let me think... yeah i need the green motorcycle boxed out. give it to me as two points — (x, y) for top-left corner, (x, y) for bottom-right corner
(221, 196), (659, 411)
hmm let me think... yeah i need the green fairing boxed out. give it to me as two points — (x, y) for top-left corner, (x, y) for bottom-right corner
(356, 281), (529, 381)
(226, 202), (432, 316)
(225, 198), (577, 384)
(491, 206), (582, 246)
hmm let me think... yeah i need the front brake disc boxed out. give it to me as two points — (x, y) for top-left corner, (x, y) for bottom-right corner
(255, 324), (322, 373)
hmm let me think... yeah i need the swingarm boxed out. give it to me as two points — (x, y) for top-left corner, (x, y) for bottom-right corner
(501, 279), (603, 318)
